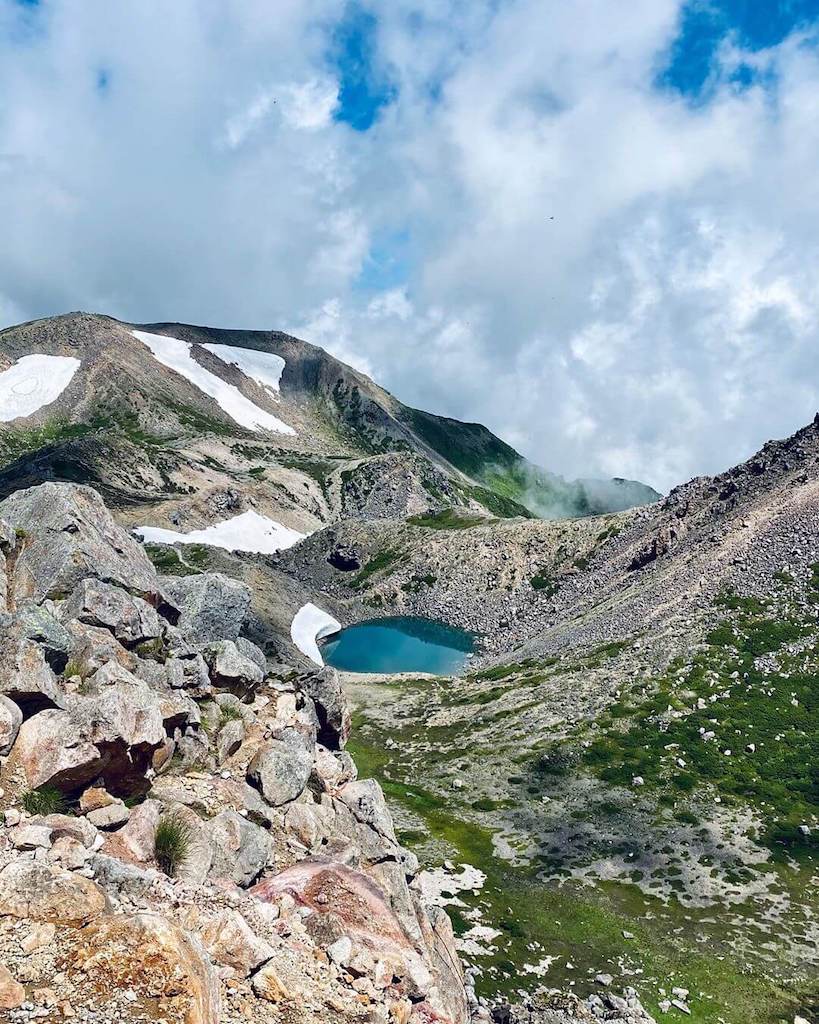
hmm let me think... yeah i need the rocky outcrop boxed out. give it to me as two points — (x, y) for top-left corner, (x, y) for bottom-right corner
(0, 481), (469, 1024)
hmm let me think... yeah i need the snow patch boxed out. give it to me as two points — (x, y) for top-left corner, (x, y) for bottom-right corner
(135, 509), (306, 554)
(202, 343), (286, 395)
(132, 330), (295, 435)
(0, 354), (80, 421)
(291, 603), (341, 666)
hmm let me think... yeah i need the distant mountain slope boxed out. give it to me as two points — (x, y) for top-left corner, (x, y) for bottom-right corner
(0, 312), (658, 524)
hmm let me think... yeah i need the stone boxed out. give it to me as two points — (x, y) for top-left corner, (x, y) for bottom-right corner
(0, 482), (158, 604)
(0, 861), (106, 925)
(298, 667), (350, 748)
(86, 800), (130, 829)
(205, 809), (271, 887)
(11, 824), (53, 849)
(162, 573), (251, 645)
(0, 964), (24, 1011)
(206, 639), (263, 697)
(12, 600), (73, 669)
(216, 718), (245, 764)
(251, 961), (291, 1003)
(236, 636), (267, 671)
(10, 668), (166, 793)
(0, 636), (62, 710)
(80, 786), (116, 813)
(247, 726), (314, 806)
(76, 913), (220, 1024)
(200, 909), (275, 977)
(63, 578), (162, 646)
(21, 922), (56, 953)
(337, 779), (398, 845)
(327, 935), (353, 966)
(0, 693), (22, 755)
(100, 799), (161, 865)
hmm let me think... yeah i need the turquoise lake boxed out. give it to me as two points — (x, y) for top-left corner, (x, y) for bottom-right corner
(321, 616), (474, 675)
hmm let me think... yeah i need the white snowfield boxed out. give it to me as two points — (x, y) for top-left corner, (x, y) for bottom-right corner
(0, 354), (81, 422)
(135, 509), (307, 554)
(202, 343), (286, 395)
(132, 330), (295, 435)
(290, 603), (341, 666)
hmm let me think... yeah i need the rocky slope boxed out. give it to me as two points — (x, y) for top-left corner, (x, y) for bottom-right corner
(0, 481), (470, 1024)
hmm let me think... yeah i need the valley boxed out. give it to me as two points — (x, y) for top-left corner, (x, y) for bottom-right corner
(0, 312), (815, 1024)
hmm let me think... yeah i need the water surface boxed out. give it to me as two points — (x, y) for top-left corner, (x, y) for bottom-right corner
(321, 616), (474, 674)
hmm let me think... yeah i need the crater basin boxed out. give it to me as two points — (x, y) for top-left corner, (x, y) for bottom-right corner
(321, 616), (474, 675)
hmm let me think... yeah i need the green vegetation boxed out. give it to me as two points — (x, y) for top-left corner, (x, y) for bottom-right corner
(580, 600), (817, 855)
(21, 785), (67, 816)
(530, 573), (559, 595)
(407, 509), (491, 530)
(144, 542), (210, 577)
(347, 715), (808, 1023)
(154, 814), (193, 876)
(401, 573), (437, 593)
(351, 548), (403, 589)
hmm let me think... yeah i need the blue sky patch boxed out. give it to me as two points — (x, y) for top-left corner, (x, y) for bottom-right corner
(329, 3), (396, 131)
(355, 228), (414, 292)
(660, 0), (819, 98)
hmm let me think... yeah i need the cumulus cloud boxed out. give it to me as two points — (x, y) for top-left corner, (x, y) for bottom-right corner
(1, 0), (818, 491)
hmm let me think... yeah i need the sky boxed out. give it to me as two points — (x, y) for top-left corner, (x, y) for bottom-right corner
(1, 1), (819, 492)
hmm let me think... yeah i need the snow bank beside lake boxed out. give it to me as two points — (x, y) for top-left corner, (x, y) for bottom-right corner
(0, 354), (80, 421)
(135, 509), (306, 554)
(133, 330), (295, 435)
(291, 603), (341, 666)
(202, 343), (285, 395)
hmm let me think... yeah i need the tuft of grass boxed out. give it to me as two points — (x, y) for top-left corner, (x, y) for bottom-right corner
(21, 785), (67, 816)
(407, 509), (491, 530)
(219, 704), (244, 725)
(154, 814), (192, 876)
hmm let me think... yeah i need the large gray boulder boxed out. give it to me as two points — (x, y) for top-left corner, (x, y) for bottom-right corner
(205, 640), (263, 698)
(10, 667), (167, 794)
(205, 810), (272, 886)
(63, 578), (162, 646)
(10, 600), (72, 669)
(298, 668), (350, 749)
(161, 573), (251, 646)
(247, 726), (314, 806)
(0, 633), (63, 709)
(0, 483), (157, 603)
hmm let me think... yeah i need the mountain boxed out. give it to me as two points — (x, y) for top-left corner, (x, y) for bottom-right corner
(1, 309), (815, 1024)
(0, 312), (658, 524)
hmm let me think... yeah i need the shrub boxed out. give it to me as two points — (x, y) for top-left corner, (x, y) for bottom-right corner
(21, 785), (67, 816)
(154, 814), (192, 876)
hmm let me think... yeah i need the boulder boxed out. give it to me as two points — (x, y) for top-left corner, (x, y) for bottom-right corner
(216, 718), (245, 763)
(252, 962), (291, 1003)
(236, 636), (267, 671)
(205, 639), (263, 697)
(0, 693), (22, 755)
(0, 965), (24, 1011)
(200, 909), (275, 977)
(11, 600), (72, 670)
(11, 669), (166, 793)
(247, 726), (314, 806)
(75, 913), (220, 1024)
(0, 635), (62, 710)
(205, 809), (271, 887)
(99, 800), (161, 865)
(298, 667), (350, 748)
(161, 573), (250, 645)
(63, 578), (162, 646)
(0, 482), (157, 604)
(0, 860), (106, 924)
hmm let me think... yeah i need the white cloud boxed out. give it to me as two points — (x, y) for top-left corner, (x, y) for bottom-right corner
(1, 0), (819, 492)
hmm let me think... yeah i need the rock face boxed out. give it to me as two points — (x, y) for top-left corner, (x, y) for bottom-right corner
(162, 573), (251, 645)
(0, 482), (158, 604)
(0, 480), (471, 1024)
